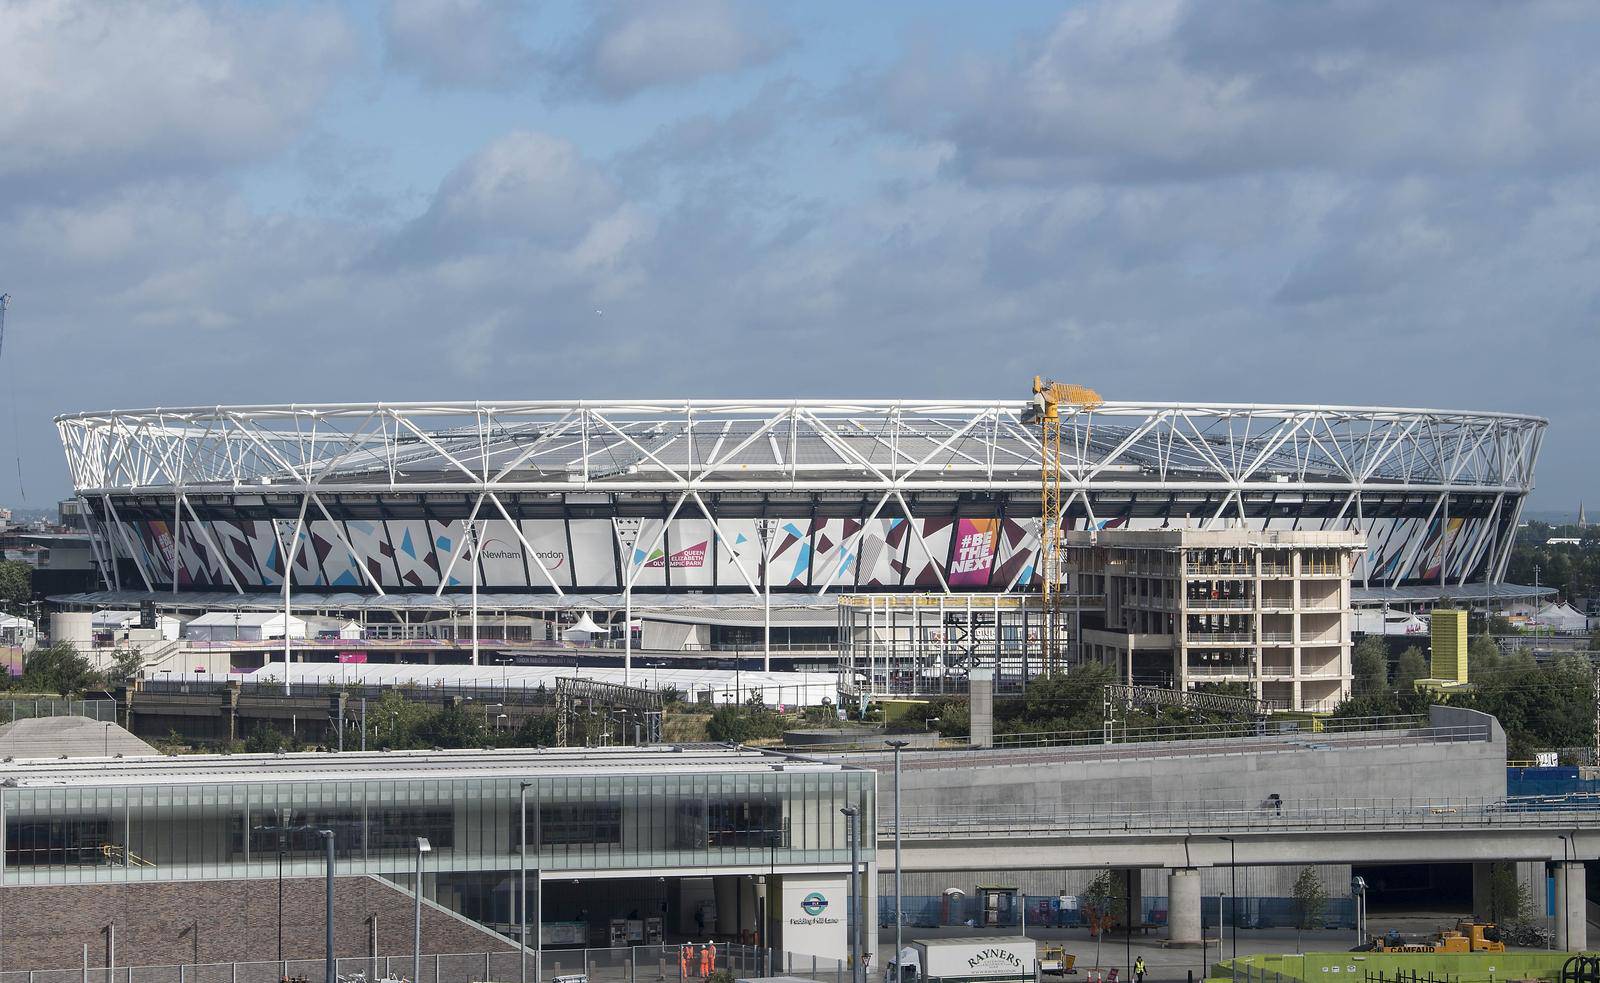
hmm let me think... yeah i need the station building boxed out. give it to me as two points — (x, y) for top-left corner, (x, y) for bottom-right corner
(0, 746), (872, 970)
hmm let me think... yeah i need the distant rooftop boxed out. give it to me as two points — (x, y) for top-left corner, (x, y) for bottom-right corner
(0, 744), (851, 788)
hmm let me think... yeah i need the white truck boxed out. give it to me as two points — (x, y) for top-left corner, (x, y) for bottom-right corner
(911, 937), (1037, 983)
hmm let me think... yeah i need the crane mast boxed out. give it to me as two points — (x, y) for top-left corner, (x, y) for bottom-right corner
(1026, 376), (1102, 673)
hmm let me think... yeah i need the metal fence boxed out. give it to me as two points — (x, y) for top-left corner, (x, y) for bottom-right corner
(987, 713), (1439, 750)
(0, 698), (118, 723)
(878, 893), (1358, 931)
(0, 944), (848, 983)
(892, 792), (1600, 838)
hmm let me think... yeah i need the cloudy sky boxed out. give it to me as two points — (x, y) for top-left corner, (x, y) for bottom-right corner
(1, 0), (1595, 507)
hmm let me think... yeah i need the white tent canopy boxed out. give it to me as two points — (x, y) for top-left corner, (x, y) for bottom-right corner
(565, 613), (605, 635)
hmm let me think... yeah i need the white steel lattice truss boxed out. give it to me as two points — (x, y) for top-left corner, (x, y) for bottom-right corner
(57, 399), (1545, 597)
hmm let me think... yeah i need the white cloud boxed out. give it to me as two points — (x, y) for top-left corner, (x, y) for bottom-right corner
(388, 130), (631, 264)
(382, 0), (538, 90)
(571, 0), (787, 99)
(0, 0), (355, 188)
(867, 0), (1600, 184)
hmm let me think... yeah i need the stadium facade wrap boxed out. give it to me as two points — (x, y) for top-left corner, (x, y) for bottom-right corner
(55, 400), (1544, 601)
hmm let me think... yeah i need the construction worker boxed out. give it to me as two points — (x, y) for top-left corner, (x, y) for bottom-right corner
(707, 940), (719, 975)
(700, 942), (712, 978)
(1134, 956), (1146, 983)
(679, 943), (691, 980)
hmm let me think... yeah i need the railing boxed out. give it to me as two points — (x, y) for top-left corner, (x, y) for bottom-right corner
(1303, 564), (1342, 575)
(890, 792), (1600, 838)
(985, 713), (1438, 750)
(1184, 665), (1253, 677)
(1186, 597), (1253, 609)
(0, 698), (117, 723)
(1189, 631), (1253, 642)
(1190, 564), (1254, 576)
(1259, 596), (1294, 609)
(0, 943), (835, 983)
(1260, 632), (1293, 643)
(1260, 565), (1292, 577)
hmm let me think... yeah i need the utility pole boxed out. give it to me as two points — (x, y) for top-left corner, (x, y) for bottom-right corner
(1591, 661), (1600, 767)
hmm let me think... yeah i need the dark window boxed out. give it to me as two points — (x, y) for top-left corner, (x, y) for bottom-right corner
(672, 799), (787, 849)
(236, 808), (455, 859)
(7, 818), (112, 867)
(529, 802), (622, 846)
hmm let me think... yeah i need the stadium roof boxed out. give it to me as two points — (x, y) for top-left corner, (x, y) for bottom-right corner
(57, 399), (1545, 496)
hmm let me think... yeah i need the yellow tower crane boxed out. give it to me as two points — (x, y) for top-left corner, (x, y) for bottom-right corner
(1024, 376), (1103, 673)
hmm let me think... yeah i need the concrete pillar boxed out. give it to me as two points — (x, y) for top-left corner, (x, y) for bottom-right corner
(1471, 863), (1495, 921)
(1555, 862), (1586, 951)
(1116, 869), (1143, 927)
(969, 668), (994, 749)
(1167, 868), (1203, 945)
(714, 876), (739, 936)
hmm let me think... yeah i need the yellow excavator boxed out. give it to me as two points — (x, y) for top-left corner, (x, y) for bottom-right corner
(1022, 377), (1103, 674)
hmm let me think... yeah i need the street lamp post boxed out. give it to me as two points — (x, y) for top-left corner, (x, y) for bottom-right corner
(103, 722), (112, 756)
(841, 806), (863, 983)
(886, 740), (909, 982)
(414, 837), (432, 983)
(520, 780), (542, 983)
(1220, 837), (1237, 961)
(322, 829), (335, 983)
(254, 824), (335, 983)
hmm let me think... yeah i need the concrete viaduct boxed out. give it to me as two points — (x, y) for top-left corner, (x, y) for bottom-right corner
(818, 707), (1596, 951)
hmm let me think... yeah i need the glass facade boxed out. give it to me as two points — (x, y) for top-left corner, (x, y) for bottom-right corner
(0, 765), (875, 886)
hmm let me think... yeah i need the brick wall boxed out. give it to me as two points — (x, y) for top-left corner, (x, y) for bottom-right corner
(0, 876), (513, 971)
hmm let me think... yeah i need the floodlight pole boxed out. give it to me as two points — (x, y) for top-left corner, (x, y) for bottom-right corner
(841, 806), (863, 983)
(887, 740), (909, 981)
(322, 829), (335, 983)
(414, 837), (432, 983)
(521, 780), (542, 983)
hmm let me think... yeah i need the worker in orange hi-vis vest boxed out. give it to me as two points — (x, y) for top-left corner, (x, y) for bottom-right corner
(679, 943), (691, 980)
(699, 943), (712, 978)
(707, 940), (718, 974)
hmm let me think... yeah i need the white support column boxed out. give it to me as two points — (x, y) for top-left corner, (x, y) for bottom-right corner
(279, 495), (309, 697)
(1556, 861), (1586, 951)
(1167, 868), (1202, 946)
(470, 521), (480, 666)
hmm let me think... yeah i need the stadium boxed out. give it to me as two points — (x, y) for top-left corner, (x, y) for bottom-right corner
(49, 399), (1547, 678)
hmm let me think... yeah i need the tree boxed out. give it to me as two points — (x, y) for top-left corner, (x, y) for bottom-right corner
(103, 648), (145, 688)
(20, 643), (102, 695)
(1081, 869), (1127, 943)
(1483, 862), (1532, 927)
(416, 702), (489, 748)
(504, 711), (556, 748)
(1468, 633), (1503, 677)
(0, 561), (29, 613)
(706, 702), (784, 743)
(370, 690), (433, 750)
(1292, 868), (1328, 931)
(1393, 646), (1427, 691)
(1352, 636), (1389, 694)
(245, 725), (296, 754)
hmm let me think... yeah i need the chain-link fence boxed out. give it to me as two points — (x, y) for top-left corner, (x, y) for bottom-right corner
(0, 698), (117, 723)
(0, 944), (849, 983)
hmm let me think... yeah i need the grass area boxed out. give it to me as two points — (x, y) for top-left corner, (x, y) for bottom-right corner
(1214, 951), (1595, 983)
